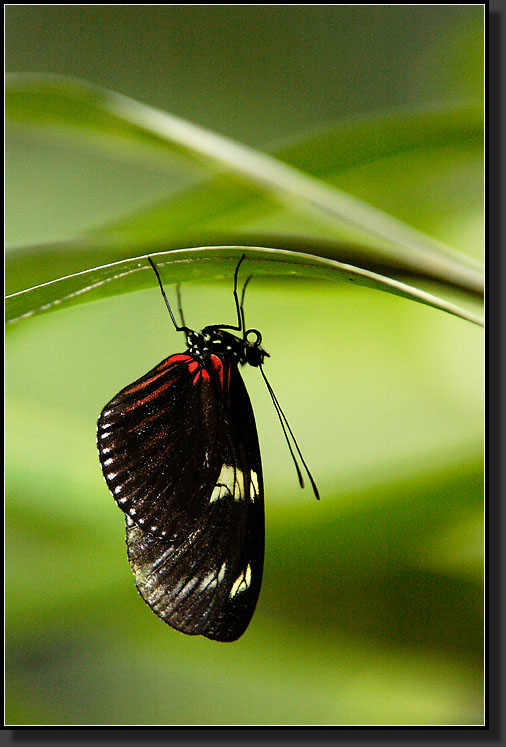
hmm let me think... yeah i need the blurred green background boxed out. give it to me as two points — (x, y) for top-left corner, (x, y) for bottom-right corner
(5, 5), (484, 726)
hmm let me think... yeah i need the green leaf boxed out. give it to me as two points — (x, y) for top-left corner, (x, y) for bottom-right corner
(6, 74), (483, 296)
(5, 246), (483, 327)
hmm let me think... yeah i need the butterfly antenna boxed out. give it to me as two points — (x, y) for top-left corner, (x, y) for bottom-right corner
(176, 284), (186, 328)
(148, 256), (189, 334)
(259, 365), (320, 500)
(240, 275), (253, 334)
(232, 254), (247, 330)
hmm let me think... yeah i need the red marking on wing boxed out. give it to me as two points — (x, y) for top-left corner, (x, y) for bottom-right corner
(124, 378), (176, 410)
(209, 354), (224, 386)
(188, 360), (199, 374)
(122, 370), (169, 395)
(123, 355), (190, 395)
(159, 354), (192, 369)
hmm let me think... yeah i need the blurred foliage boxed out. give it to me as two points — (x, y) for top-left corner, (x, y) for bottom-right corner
(5, 5), (483, 726)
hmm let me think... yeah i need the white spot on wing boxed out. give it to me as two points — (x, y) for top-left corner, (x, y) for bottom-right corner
(178, 577), (199, 599)
(218, 562), (227, 583)
(198, 570), (216, 592)
(229, 563), (252, 598)
(210, 484), (223, 503)
(209, 464), (247, 503)
(250, 470), (259, 502)
(230, 581), (241, 598)
(235, 469), (245, 501)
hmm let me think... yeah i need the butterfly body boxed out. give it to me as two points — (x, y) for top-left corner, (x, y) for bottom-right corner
(98, 255), (317, 642)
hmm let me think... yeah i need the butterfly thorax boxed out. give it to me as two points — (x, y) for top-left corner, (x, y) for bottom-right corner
(185, 326), (269, 368)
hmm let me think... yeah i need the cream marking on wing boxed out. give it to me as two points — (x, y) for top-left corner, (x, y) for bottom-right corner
(103, 458), (113, 466)
(234, 469), (246, 501)
(229, 563), (252, 598)
(218, 562), (227, 583)
(113, 486), (122, 494)
(210, 483), (225, 503)
(209, 464), (247, 503)
(178, 577), (199, 599)
(250, 470), (259, 501)
(198, 570), (217, 592)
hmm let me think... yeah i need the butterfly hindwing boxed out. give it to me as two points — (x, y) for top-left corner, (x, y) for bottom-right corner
(196, 360), (264, 641)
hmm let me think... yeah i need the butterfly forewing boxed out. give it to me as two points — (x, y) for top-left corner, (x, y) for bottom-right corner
(98, 352), (264, 642)
(98, 354), (225, 542)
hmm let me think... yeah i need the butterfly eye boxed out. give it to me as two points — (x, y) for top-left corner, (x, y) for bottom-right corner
(245, 328), (262, 346)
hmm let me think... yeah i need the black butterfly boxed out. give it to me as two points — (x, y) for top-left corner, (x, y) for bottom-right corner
(97, 255), (318, 642)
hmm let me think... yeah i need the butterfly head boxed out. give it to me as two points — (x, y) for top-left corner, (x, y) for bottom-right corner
(243, 328), (270, 367)
(186, 326), (269, 368)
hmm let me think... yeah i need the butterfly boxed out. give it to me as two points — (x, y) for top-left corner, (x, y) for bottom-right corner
(97, 255), (318, 641)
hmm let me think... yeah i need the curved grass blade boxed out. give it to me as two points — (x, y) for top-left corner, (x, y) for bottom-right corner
(4, 233), (484, 305)
(5, 246), (484, 328)
(6, 74), (483, 295)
